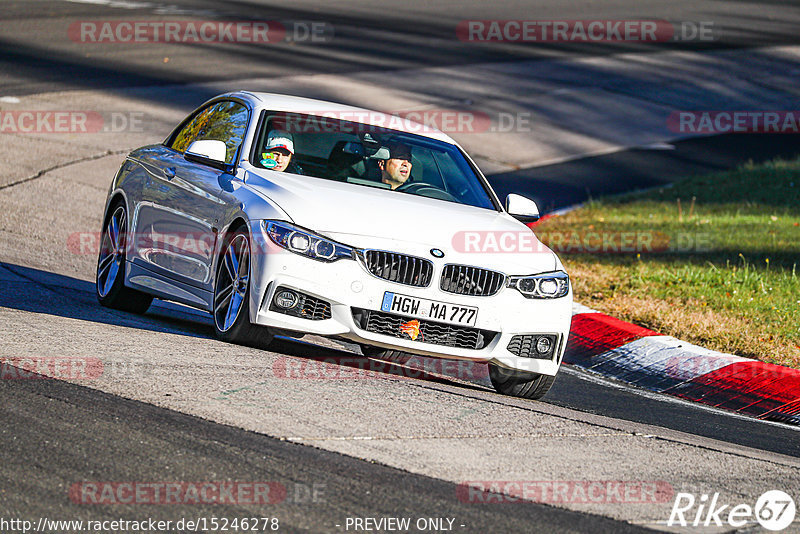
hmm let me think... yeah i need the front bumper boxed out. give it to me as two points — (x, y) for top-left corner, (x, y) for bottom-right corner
(249, 222), (572, 375)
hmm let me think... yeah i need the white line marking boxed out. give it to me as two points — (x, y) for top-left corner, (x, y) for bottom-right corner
(583, 335), (749, 382)
(638, 142), (676, 150)
(64, 0), (154, 8)
(62, 0), (217, 15)
(571, 302), (600, 315)
(285, 431), (626, 442)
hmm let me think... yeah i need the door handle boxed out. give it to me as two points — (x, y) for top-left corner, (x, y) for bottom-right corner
(164, 167), (176, 180)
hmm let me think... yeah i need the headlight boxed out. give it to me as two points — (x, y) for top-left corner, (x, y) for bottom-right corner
(508, 271), (569, 299)
(264, 221), (354, 262)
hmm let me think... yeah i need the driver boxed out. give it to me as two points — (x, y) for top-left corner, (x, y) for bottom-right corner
(378, 142), (413, 189)
(261, 130), (302, 174)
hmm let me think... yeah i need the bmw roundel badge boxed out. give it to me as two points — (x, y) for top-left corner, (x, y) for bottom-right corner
(430, 248), (445, 258)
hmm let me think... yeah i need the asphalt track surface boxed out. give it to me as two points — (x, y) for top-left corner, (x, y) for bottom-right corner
(0, 367), (645, 534)
(1, 262), (799, 531)
(3, 0), (800, 96)
(4, 263), (800, 457)
(3, 1), (800, 532)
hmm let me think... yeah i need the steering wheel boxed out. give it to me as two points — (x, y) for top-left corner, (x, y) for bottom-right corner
(396, 182), (457, 202)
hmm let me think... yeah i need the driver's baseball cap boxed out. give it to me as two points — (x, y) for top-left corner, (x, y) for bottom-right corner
(386, 142), (412, 161)
(265, 130), (294, 154)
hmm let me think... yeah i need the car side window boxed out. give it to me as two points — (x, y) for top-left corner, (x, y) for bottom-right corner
(169, 104), (215, 154)
(169, 101), (249, 164)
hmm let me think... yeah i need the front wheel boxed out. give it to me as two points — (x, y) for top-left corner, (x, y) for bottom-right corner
(213, 227), (273, 348)
(489, 364), (556, 400)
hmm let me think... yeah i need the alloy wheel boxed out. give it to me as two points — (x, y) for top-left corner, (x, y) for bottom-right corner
(97, 205), (126, 298)
(214, 233), (250, 332)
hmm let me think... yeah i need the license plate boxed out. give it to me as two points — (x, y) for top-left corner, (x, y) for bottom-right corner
(380, 292), (478, 327)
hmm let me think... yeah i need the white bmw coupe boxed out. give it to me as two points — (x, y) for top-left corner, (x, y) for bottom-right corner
(97, 92), (572, 399)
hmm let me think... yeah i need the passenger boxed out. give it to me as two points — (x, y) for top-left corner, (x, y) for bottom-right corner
(378, 142), (413, 189)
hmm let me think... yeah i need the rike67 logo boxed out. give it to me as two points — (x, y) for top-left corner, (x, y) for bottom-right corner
(668, 490), (796, 530)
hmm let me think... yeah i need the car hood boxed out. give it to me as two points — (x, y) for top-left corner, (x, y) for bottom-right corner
(244, 169), (558, 274)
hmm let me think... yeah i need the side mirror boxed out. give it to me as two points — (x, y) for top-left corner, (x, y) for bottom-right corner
(185, 139), (230, 171)
(506, 193), (540, 223)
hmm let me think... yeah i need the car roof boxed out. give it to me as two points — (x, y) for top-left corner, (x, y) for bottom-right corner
(222, 91), (461, 145)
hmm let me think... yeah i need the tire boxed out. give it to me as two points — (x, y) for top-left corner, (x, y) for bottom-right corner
(96, 200), (153, 314)
(212, 226), (273, 348)
(489, 364), (556, 400)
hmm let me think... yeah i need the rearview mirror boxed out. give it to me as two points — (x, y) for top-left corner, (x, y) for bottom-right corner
(370, 147), (390, 160)
(506, 194), (540, 223)
(185, 139), (229, 171)
(342, 141), (389, 160)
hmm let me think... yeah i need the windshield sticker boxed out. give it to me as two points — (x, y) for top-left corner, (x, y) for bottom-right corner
(261, 152), (279, 168)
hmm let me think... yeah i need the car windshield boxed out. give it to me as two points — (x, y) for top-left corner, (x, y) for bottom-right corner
(253, 112), (497, 210)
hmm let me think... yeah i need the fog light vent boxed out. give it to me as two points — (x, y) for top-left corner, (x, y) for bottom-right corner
(507, 334), (557, 360)
(269, 286), (332, 320)
(275, 290), (300, 309)
(536, 336), (552, 355)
